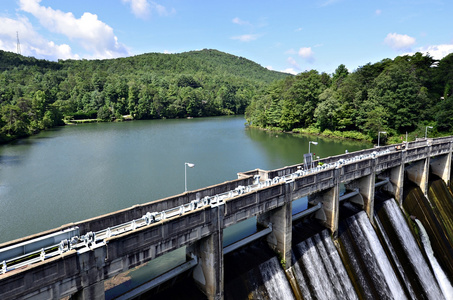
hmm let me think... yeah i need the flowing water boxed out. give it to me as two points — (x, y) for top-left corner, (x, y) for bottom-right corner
(403, 184), (453, 279)
(415, 219), (453, 299)
(223, 239), (295, 299)
(338, 211), (407, 300)
(377, 199), (444, 299)
(259, 257), (295, 300)
(291, 230), (358, 300)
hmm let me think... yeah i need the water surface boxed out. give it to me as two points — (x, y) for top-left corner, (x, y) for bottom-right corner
(0, 116), (370, 243)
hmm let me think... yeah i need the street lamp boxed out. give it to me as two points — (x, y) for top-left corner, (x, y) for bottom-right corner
(378, 131), (387, 147)
(308, 141), (318, 155)
(308, 141), (318, 168)
(425, 126), (433, 139)
(185, 162), (195, 192)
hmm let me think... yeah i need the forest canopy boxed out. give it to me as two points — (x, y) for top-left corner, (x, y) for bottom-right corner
(0, 49), (288, 142)
(1, 48), (453, 144)
(245, 52), (453, 142)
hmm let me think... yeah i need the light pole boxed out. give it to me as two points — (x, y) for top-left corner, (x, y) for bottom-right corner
(425, 126), (433, 139)
(308, 141), (318, 168)
(308, 141), (318, 155)
(378, 131), (386, 147)
(185, 162), (195, 192)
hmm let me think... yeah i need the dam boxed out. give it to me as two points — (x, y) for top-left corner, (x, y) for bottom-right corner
(1, 136), (453, 299)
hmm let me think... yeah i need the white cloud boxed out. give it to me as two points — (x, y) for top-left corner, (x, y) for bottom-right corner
(19, 0), (130, 59)
(231, 34), (259, 42)
(232, 17), (249, 26)
(375, 9), (382, 16)
(415, 44), (453, 60)
(283, 68), (298, 75)
(0, 16), (78, 60)
(298, 47), (315, 63)
(122, 0), (150, 19)
(121, 0), (173, 19)
(384, 33), (416, 51)
(287, 56), (300, 71)
(154, 3), (174, 16)
(266, 66), (274, 71)
(298, 47), (313, 58)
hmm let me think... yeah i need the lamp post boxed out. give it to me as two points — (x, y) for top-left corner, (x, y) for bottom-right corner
(185, 162), (195, 192)
(308, 141), (318, 168)
(378, 131), (386, 147)
(425, 126), (433, 139)
(308, 141), (318, 156)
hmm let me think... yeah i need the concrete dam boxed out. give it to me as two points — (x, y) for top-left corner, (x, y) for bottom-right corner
(1, 136), (453, 299)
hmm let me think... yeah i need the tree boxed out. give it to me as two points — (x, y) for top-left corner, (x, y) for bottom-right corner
(1, 104), (29, 136)
(314, 88), (341, 131)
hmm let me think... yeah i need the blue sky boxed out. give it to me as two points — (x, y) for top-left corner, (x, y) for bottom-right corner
(1, 0), (452, 74)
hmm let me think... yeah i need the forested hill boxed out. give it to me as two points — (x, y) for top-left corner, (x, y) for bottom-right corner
(245, 52), (453, 143)
(59, 49), (289, 83)
(0, 49), (290, 143)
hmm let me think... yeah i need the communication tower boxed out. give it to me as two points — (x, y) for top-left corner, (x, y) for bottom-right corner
(16, 31), (21, 55)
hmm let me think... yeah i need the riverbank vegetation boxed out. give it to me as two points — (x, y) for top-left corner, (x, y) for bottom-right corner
(1, 49), (453, 144)
(0, 49), (288, 143)
(246, 52), (453, 144)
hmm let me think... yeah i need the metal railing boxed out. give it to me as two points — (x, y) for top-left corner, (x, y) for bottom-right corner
(0, 147), (402, 274)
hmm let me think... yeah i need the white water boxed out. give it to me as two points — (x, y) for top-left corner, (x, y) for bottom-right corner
(415, 219), (453, 299)
(291, 255), (313, 300)
(319, 230), (358, 299)
(351, 211), (408, 299)
(383, 200), (445, 299)
(374, 212), (418, 299)
(294, 230), (358, 300)
(259, 257), (295, 300)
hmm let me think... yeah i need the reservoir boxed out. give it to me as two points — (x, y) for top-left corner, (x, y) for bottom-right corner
(0, 115), (371, 244)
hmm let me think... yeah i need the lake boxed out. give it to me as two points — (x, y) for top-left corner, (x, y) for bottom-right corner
(0, 116), (371, 244)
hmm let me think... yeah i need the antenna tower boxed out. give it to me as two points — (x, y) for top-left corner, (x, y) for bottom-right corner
(16, 31), (21, 55)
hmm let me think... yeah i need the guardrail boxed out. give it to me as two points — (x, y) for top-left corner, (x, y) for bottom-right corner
(0, 147), (405, 275)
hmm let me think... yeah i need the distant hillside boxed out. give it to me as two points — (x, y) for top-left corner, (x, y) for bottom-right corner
(58, 49), (289, 83)
(0, 49), (291, 143)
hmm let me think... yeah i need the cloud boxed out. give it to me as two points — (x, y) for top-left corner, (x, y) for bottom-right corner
(121, 0), (174, 19)
(122, 0), (150, 19)
(415, 44), (453, 60)
(0, 16), (78, 60)
(384, 33), (416, 51)
(232, 17), (249, 26)
(298, 47), (315, 62)
(375, 9), (382, 16)
(283, 68), (298, 75)
(287, 56), (300, 71)
(19, 0), (130, 59)
(231, 34), (259, 42)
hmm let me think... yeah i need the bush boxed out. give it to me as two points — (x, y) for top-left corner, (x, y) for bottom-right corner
(71, 110), (98, 120)
(293, 127), (321, 135)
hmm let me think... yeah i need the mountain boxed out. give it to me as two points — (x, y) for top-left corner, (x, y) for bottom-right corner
(0, 49), (290, 142)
